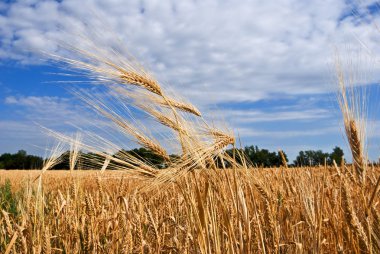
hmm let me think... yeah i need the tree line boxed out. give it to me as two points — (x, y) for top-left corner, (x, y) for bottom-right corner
(0, 146), (345, 170)
(225, 145), (344, 167)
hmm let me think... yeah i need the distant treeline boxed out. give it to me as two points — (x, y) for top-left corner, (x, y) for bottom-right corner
(0, 146), (346, 170)
(227, 145), (344, 167)
(0, 150), (44, 170)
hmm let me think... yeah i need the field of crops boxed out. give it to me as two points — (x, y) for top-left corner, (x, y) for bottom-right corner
(1, 165), (379, 253)
(0, 5), (376, 253)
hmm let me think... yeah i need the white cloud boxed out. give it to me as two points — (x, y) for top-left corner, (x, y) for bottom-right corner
(4, 96), (17, 104)
(0, 120), (42, 139)
(0, 120), (48, 155)
(3, 95), (98, 128)
(213, 108), (333, 124)
(1, 0), (380, 105)
(236, 126), (338, 138)
(5, 95), (69, 107)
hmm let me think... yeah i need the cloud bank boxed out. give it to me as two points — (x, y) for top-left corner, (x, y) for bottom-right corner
(1, 0), (380, 105)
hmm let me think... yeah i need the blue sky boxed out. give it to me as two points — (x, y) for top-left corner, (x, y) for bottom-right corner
(1, 0), (380, 162)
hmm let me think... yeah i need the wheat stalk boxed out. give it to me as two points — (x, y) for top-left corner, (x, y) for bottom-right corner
(279, 149), (288, 168)
(342, 181), (369, 251)
(335, 56), (367, 183)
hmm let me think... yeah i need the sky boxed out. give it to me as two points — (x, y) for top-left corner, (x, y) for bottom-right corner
(1, 0), (380, 162)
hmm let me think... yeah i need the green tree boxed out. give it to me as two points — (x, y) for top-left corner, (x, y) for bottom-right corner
(244, 145), (286, 167)
(225, 148), (246, 166)
(52, 151), (71, 170)
(328, 146), (344, 165)
(294, 149), (331, 166)
(128, 147), (167, 168)
(81, 152), (107, 170)
(0, 150), (43, 169)
(112, 148), (169, 169)
(294, 147), (345, 167)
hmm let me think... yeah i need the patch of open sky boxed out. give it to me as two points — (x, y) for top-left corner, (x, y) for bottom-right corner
(339, 1), (380, 25)
(0, 63), (87, 97)
(0, 1), (11, 16)
(367, 2), (380, 15)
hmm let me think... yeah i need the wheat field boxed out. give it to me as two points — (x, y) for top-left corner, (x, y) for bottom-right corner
(0, 22), (378, 253)
(1, 164), (380, 254)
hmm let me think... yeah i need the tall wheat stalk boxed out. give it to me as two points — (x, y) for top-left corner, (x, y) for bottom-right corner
(335, 57), (367, 183)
